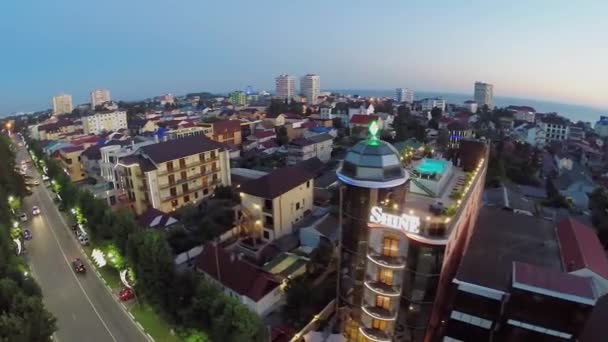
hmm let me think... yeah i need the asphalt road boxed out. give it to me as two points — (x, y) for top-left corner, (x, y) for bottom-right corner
(16, 141), (148, 342)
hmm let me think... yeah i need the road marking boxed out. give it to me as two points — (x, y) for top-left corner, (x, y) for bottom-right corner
(35, 186), (119, 342)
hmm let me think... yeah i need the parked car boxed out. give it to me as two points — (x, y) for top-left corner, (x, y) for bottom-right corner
(78, 234), (89, 246)
(118, 287), (135, 302)
(72, 258), (86, 273)
(32, 206), (40, 215)
(23, 229), (32, 240)
(19, 213), (27, 222)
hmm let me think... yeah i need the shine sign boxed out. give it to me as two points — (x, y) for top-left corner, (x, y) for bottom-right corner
(369, 206), (421, 234)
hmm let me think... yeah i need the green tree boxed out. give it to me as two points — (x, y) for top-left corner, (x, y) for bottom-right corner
(393, 106), (410, 141)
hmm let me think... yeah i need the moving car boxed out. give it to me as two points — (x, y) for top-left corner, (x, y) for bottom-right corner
(23, 229), (32, 240)
(19, 213), (27, 222)
(32, 206), (40, 215)
(72, 258), (86, 273)
(118, 287), (135, 302)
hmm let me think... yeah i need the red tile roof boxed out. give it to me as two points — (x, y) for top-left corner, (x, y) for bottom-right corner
(252, 130), (276, 139)
(350, 114), (378, 125)
(60, 145), (85, 153)
(196, 244), (279, 301)
(212, 120), (242, 134)
(557, 218), (608, 280)
(140, 135), (225, 164)
(512, 262), (596, 304)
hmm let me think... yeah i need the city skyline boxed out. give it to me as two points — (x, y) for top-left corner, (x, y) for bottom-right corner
(1, 0), (607, 114)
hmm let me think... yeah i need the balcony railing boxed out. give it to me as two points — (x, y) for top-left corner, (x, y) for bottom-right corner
(361, 301), (398, 321)
(364, 280), (401, 297)
(161, 179), (221, 202)
(157, 156), (219, 176)
(158, 167), (220, 190)
(359, 327), (391, 342)
(262, 206), (273, 214)
(367, 252), (406, 270)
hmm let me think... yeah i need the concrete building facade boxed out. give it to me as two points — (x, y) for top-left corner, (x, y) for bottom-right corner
(301, 74), (321, 105)
(90, 89), (111, 108)
(52, 94), (73, 115)
(275, 74), (296, 100)
(82, 110), (128, 135)
(474, 82), (494, 109)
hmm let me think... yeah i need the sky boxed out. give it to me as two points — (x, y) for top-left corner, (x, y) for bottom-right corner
(0, 0), (606, 114)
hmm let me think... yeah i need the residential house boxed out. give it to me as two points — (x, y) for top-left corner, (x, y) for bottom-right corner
(116, 135), (231, 215)
(243, 130), (277, 152)
(507, 105), (536, 123)
(36, 118), (77, 140)
(349, 114), (381, 138)
(514, 123), (546, 147)
(196, 244), (282, 316)
(137, 207), (179, 230)
(539, 115), (570, 142)
(594, 116), (608, 138)
(286, 133), (334, 165)
(200, 120), (243, 148)
(59, 145), (87, 182)
(568, 125), (585, 141)
(239, 166), (314, 241)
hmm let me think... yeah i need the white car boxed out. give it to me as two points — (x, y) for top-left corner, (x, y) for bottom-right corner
(42, 174), (49, 181)
(32, 206), (40, 215)
(19, 213), (28, 222)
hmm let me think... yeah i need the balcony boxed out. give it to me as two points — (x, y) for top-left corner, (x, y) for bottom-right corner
(364, 280), (401, 297)
(359, 327), (391, 342)
(157, 156), (219, 176)
(158, 168), (220, 190)
(361, 302), (398, 321)
(161, 179), (221, 202)
(367, 252), (406, 270)
(262, 206), (273, 215)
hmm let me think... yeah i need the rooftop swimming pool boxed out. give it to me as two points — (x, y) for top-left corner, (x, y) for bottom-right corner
(416, 158), (449, 175)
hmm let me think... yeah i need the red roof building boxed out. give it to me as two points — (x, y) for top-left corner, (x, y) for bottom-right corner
(349, 114), (378, 125)
(196, 244), (282, 316)
(557, 218), (608, 280)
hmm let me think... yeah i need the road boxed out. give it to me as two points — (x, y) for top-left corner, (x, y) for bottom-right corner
(15, 140), (148, 342)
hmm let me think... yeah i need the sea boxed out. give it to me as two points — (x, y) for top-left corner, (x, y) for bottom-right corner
(329, 89), (607, 124)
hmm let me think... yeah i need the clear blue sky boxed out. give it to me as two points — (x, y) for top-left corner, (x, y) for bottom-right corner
(1, 0), (606, 113)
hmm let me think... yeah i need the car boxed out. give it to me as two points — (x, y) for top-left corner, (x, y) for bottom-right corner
(22, 229), (32, 240)
(33, 180), (40, 186)
(72, 258), (86, 273)
(32, 206), (40, 215)
(42, 174), (49, 181)
(19, 213), (27, 222)
(118, 287), (135, 302)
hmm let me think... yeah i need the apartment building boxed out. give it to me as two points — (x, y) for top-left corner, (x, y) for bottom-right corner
(507, 105), (536, 123)
(301, 74), (321, 105)
(463, 100), (478, 114)
(474, 82), (494, 108)
(539, 115), (569, 142)
(35, 118), (77, 140)
(82, 110), (128, 135)
(275, 74), (296, 100)
(286, 133), (333, 165)
(58, 145), (87, 182)
(229, 91), (247, 106)
(395, 88), (414, 103)
(420, 97), (446, 112)
(239, 166), (314, 242)
(116, 135), (231, 215)
(200, 120), (243, 148)
(91, 89), (111, 108)
(442, 210), (608, 341)
(52, 94), (73, 115)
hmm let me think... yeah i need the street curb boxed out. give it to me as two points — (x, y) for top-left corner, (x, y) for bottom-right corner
(147, 333), (155, 342)
(136, 322), (144, 330)
(129, 312), (135, 319)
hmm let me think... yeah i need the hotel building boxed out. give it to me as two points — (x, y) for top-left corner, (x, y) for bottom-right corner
(82, 110), (128, 135)
(337, 123), (488, 342)
(115, 135), (231, 215)
(275, 74), (296, 100)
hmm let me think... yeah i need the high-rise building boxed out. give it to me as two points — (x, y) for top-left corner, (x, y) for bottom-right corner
(474, 82), (494, 109)
(420, 97), (446, 112)
(52, 94), (73, 115)
(301, 74), (321, 104)
(275, 74), (296, 100)
(395, 88), (414, 103)
(336, 123), (488, 342)
(90, 89), (111, 109)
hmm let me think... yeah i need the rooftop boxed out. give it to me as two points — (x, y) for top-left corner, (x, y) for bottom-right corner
(557, 218), (608, 280)
(456, 207), (561, 291)
(137, 207), (178, 229)
(196, 243), (280, 302)
(350, 114), (378, 125)
(140, 135), (225, 164)
(212, 119), (242, 134)
(240, 166), (314, 199)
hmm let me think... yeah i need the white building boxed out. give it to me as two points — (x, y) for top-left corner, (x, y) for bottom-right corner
(539, 116), (569, 142)
(594, 116), (608, 137)
(464, 100), (478, 114)
(275, 74), (296, 100)
(82, 110), (128, 135)
(90, 89), (111, 108)
(395, 88), (414, 103)
(287, 133), (334, 165)
(474, 82), (494, 108)
(301, 74), (321, 105)
(421, 98), (446, 112)
(507, 105), (536, 123)
(52, 94), (73, 115)
(514, 123), (546, 146)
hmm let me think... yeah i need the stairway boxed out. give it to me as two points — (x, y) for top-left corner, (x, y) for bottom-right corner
(411, 178), (436, 197)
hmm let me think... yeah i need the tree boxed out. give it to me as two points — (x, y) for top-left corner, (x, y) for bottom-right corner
(430, 106), (443, 120)
(393, 106), (410, 141)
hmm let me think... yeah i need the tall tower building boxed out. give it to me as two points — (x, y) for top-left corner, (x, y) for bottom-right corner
(336, 122), (488, 342)
(275, 74), (296, 100)
(301, 74), (321, 104)
(474, 82), (494, 109)
(52, 94), (73, 115)
(395, 88), (414, 103)
(91, 89), (111, 109)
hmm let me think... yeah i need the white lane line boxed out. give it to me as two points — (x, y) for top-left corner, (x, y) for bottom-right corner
(35, 188), (119, 342)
